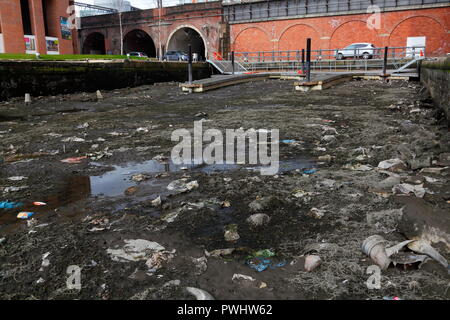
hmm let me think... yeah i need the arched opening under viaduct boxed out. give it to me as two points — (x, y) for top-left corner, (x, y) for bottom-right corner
(167, 27), (206, 60)
(123, 29), (156, 57)
(82, 32), (106, 55)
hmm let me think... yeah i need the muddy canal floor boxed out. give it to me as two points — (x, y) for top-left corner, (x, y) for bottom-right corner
(0, 79), (449, 300)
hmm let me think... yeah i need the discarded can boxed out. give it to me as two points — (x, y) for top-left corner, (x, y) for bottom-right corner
(33, 202), (47, 206)
(17, 212), (35, 219)
(362, 235), (391, 270)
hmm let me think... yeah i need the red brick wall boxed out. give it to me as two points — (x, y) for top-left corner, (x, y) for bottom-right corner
(0, 0), (26, 53)
(0, 0), (74, 54)
(79, 4), (224, 58)
(231, 7), (450, 56)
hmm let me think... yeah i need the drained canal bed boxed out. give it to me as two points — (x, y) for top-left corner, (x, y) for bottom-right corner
(0, 79), (449, 300)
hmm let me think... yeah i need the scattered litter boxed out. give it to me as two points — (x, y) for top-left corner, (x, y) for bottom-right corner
(281, 139), (296, 144)
(167, 179), (199, 194)
(7, 176), (27, 181)
(246, 257), (286, 272)
(145, 251), (174, 271)
(303, 169), (317, 174)
(131, 174), (150, 182)
(221, 200), (231, 208)
(205, 248), (235, 257)
(407, 240), (448, 269)
(33, 202), (47, 206)
(40, 252), (51, 271)
(232, 273), (256, 283)
(60, 156), (87, 164)
(253, 249), (275, 258)
(151, 196), (162, 207)
(61, 137), (85, 143)
(3, 186), (28, 193)
(304, 255), (322, 272)
(17, 212), (35, 219)
(392, 183), (426, 198)
(185, 287), (214, 300)
(76, 122), (89, 129)
(107, 239), (165, 262)
(0, 201), (23, 209)
(377, 159), (405, 171)
(343, 163), (373, 171)
(383, 296), (401, 300)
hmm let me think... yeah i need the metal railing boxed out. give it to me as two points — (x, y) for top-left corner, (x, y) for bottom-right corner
(230, 46), (425, 72)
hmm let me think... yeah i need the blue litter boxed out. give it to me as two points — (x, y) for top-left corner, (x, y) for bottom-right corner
(281, 139), (296, 144)
(0, 201), (24, 209)
(246, 257), (287, 272)
(303, 169), (317, 174)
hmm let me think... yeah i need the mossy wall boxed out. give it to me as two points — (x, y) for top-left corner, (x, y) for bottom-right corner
(0, 60), (212, 101)
(420, 57), (450, 125)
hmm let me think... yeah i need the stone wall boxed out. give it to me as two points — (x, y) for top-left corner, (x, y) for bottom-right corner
(420, 57), (450, 125)
(0, 60), (211, 100)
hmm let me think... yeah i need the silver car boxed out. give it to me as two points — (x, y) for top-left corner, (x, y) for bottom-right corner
(336, 43), (375, 60)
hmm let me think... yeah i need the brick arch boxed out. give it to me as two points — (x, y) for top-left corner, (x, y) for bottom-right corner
(233, 27), (272, 52)
(388, 16), (449, 56)
(330, 20), (380, 49)
(278, 24), (320, 51)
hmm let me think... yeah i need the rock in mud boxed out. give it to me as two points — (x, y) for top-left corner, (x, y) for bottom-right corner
(408, 156), (432, 170)
(191, 256), (208, 275)
(366, 209), (403, 233)
(125, 186), (138, 196)
(308, 208), (325, 219)
(246, 214), (271, 227)
(248, 196), (280, 212)
(397, 197), (450, 250)
(224, 224), (240, 242)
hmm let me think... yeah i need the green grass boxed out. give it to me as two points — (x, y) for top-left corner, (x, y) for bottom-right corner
(0, 53), (156, 61)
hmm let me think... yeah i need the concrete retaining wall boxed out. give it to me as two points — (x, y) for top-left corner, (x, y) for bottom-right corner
(420, 57), (450, 125)
(0, 60), (212, 101)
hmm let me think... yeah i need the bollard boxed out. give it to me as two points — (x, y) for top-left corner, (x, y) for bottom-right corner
(306, 38), (311, 82)
(25, 93), (31, 105)
(301, 49), (305, 75)
(188, 44), (193, 84)
(231, 51), (235, 75)
(96, 90), (103, 100)
(382, 46), (388, 78)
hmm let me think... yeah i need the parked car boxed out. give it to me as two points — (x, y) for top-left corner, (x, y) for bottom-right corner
(127, 52), (148, 57)
(335, 43), (375, 60)
(163, 50), (189, 61)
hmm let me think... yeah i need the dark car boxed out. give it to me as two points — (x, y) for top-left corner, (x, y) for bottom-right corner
(163, 50), (189, 61)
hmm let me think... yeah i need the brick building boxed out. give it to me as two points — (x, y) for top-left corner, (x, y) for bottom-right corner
(225, 0), (449, 56)
(0, 0), (76, 54)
